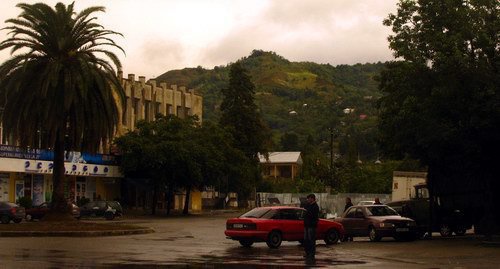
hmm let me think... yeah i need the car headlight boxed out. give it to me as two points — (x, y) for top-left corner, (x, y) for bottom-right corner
(379, 222), (395, 228)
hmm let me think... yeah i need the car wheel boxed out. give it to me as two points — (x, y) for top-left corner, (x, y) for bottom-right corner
(239, 239), (254, 247)
(266, 231), (282, 248)
(25, 214), (32, 221)
(454, 226), (467, 236)
(440, 224), (452, 237)
(13, 218), (22, 224)
(369, 227), (381, 242)
(0, 215), (10, 224)
(104, 211), (115, 220)
(324, 229), (340, 245)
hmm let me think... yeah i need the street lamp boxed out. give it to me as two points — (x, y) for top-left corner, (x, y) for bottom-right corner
(327, 127), (337, 190)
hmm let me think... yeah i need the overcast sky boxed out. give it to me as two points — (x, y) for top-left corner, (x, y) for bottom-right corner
(0, 0), (399, 78)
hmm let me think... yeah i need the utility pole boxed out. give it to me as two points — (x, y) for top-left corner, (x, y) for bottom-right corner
(328, 127), (335, 190)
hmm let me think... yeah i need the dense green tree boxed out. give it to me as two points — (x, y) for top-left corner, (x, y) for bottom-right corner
(280, 132), (299, 151)
(379, 0), (499, 233)
(0, 3), (124, 214)
(116, 115), (247, 214)
(219, 62), (271, 201)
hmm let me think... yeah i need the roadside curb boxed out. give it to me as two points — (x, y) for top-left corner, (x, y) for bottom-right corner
(0, 228), (155, 237)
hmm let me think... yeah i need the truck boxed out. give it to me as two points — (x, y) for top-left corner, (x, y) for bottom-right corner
(386, 182), (473, 237)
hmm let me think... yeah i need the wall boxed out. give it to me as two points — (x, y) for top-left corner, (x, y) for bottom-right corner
(392, 171), (427, 201)
(117, 72), (203, 136)
(257, 192), (392, 217)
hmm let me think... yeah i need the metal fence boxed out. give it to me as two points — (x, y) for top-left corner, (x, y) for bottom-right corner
(256, 192), (392, 218)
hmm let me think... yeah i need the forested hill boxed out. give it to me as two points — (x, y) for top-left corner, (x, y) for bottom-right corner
(156, 50), (386, 156)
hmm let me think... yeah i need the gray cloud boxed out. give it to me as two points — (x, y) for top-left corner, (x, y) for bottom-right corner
(201, 0), (397, 67)
(125, 40), (185, 77)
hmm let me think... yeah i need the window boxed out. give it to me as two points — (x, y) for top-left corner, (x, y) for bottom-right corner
(121, 97), (128, 125)
(355, 208), (365, 218)
(240, 207), (271, 218)
(345, 207), (356, 218)
(144, 101), (151, 121)
(279, 166), (292, 178)
(177, 106), (183, 118)
(365, 206), (399, 216)
(154, 102), (161, 118)
(278, 209), (301, 220)
(133, 98), (140, 124)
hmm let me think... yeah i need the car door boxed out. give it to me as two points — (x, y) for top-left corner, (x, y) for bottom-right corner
(340, 207), (358, 236)
(352, 207), (369, 236)
(274, 209), (304, 240)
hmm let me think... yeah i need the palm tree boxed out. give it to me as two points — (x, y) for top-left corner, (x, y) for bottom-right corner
(0, 2), (125, 214)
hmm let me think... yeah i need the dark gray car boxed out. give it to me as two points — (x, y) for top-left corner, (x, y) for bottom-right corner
(0, 202), (25, 224)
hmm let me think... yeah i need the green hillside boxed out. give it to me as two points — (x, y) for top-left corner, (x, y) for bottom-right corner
(156, 50), (385, 161)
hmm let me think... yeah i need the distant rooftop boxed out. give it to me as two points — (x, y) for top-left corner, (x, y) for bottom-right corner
(259, 152), (302, 165)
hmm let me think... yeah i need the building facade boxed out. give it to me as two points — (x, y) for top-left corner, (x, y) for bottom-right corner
(0, 146), (121, 205)
(0, 72), (203, 212)
(117, 72), (203, 212)
(117, 71), (203, 135)
(259, 152), (303, 180)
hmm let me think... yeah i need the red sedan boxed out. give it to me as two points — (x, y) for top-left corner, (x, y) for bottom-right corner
(225, 206), (344, 248)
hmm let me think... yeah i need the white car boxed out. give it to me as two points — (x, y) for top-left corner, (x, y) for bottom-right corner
(357, 201), (375, 206)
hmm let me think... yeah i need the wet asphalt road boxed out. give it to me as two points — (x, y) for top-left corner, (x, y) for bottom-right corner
(0, 213), (499, 268)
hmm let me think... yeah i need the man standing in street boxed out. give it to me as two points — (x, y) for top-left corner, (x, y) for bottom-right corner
(303, 193), (319, 260)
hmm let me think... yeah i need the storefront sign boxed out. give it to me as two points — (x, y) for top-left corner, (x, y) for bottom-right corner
(0, 145), (117, 165)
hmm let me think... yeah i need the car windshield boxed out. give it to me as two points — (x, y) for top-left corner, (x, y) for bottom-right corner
(240, 207), (271, 218)
(365, 206), (399, 216)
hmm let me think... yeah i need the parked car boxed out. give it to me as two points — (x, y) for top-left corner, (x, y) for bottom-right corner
(225, 206), (345, 248)
(335, 205), (418, 242)
(80, 201), (123, 220)
(25, 202), (80, 221)
(0, 202), (25, 224)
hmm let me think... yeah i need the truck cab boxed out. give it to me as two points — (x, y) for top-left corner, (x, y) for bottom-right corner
(387, 183), (471, 237)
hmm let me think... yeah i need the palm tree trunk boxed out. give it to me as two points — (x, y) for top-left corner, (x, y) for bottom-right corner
(51, 129), (68, 213)
(183, 185), (191, 215)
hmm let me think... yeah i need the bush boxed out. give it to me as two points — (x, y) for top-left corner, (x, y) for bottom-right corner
(17, 196), (32, 209)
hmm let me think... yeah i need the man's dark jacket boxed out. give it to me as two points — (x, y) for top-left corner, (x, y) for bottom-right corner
(304, 202), (319, 228)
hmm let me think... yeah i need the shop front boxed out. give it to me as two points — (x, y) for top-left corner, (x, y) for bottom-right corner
(0, 145), (122, 205)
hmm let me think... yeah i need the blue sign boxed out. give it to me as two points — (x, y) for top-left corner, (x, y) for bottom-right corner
(0, 145), (117, 165)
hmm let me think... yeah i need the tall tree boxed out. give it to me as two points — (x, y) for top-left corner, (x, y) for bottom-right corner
(0, 3), (124, 214)
(379, 0), (499, 233)
(219, 62), (271, 201)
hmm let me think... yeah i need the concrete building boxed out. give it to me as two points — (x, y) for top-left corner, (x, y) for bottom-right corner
(117, 71), (202, 135)
(0, 72), (203, 212)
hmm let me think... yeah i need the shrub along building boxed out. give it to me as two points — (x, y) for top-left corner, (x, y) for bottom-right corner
(0, 72), (203, 212)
